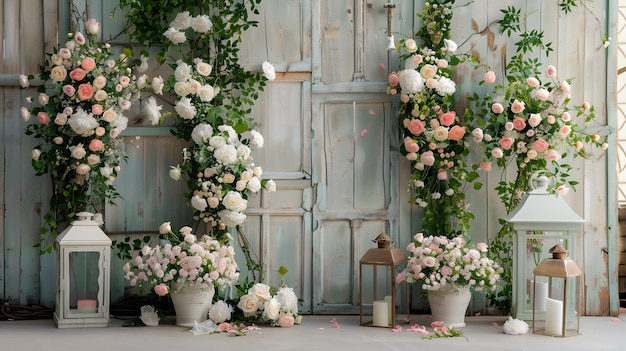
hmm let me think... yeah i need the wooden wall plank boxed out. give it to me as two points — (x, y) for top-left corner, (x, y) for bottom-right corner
(320, 1), (355, 84)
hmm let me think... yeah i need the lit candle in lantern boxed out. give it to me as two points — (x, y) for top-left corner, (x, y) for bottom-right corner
(545, 297), (563, 335)
(77, 299), (97, 313)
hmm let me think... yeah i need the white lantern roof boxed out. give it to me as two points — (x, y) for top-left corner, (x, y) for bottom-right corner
(56, 212), (111, 246)
(505, 177), (584, 231)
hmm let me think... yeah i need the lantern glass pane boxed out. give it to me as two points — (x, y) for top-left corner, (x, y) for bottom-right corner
(69, 251), (101, 312)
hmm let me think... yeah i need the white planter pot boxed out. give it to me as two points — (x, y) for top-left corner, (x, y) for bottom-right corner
(170, 283), (214, 327)
(427, 285), (471, 328)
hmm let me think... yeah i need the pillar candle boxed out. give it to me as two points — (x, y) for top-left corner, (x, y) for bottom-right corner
(545, 297), (563, 335)
(384, 295), (393, 325)
(532, 281), (548, 312)
(372, 300), (389, 327)
(77, 299), (97, 313)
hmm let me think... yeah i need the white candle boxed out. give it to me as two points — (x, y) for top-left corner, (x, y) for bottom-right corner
(545, 297), (563, 335)
(77, 299), (97, 313)
(532, 281), (548, 312)
(384, 295), (393, 325)
(372, 300), (389, 327)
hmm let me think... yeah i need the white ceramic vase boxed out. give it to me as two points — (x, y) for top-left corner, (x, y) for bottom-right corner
(427, 285), (471, 328)
(170, 283), (214, 327)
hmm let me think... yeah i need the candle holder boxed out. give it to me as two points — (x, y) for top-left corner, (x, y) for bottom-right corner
(532, 245), (582, 337)
(54, 212), (111, 328)
(359, 233), (407, 328)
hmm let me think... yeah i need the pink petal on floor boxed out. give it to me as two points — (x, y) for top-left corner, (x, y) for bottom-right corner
(329, 318), (337, 323)
(332, 323), (341, 329)
(491, 322), (499, 327)
(360, 129), (367, 137)
(374, 34), (378, 39)
(316, 328), (325, 331)
(380, 63), (385, 70)
(612, 317), (618, 322)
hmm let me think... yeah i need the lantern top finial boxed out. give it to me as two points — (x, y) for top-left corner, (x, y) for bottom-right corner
(549, 244), (567, 260)
(373, 233), (392, 248)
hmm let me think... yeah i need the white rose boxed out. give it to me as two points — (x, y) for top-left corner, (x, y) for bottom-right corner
(404, 38), (418, 53)
(174, 97), (197, 120)
(174, 81), (190, 97)
(93, 76), (107, 89)
(262, 298), (281, 321)
(218, 210), (246, 227)
(222, 191), (247, 212)
(170, 11), (192, 30)
(237, 293), (261, 317)
(191, 195), (208, 212)
(191, 123), (214, 144)
(31, 149), (41, 161)
(159, 221), (172, 234)
(169, 166), (181, 180)
(276, 287), (299, 315)
(174, 61), (192, 82)
(195, 61), (212, 76)
(262, 61), (276, 81)
(209, 135), (226, 149)
(214, 145), (238, 164)
(249, 283), (272, 301)
(70, 144), (87, 159)
(21, 107), (31, 121)
(246, 177), (262, 192)
(188, 79), (201, 94)
(86, 18), (101, 35)
(264, 179), (276, 192)
(191, 15), (213, 33)
(19, 74), (29, 88)
(76, 164), (91, 175)
(151, 76), (164, 95)
(163, 27), (186, 44)
(145, 97), (163, 125)
(198, 85), (215, 102)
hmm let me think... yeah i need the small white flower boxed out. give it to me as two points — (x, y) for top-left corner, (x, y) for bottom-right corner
(262, 61), (276, 81)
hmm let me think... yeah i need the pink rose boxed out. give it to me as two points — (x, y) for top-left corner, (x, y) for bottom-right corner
(422, 256), (437, 267)
(77, 83), (94, 100)
(439, 111), (456, 126)
(561, 112), (571, 122)
(154, 283), (169, 297)
(388, 72), (399, 86)
(74, 32), (86, 45)
(498, 137), (514, 150)
(556, 185), (569, 196)
(543, 149), (561, 161)
(510, 99), (526, 114)
(92, 104), (103, 115)
(89, 139), (105, 152)
(69, 68), (86, 81)
(408, 119), (425, 136)
(528, 113), (542, 127)
(278, 313), (295, 327)
(547, 115), (556, 124)
(472, 128), (484, 142)
(532, 138), (549, 152)
(546, 65), (557, 77)
(479, 162), (492, 171)
(37, 112), (51, 124)
(526, 77), (539, 88)
(448, 125), (465, 141)
(476, 242), (489, 252)
(389, 88), (397, 95)
(420, 150), (435, 166)
(535, 88), (550, 101)
(63, 84), (76, 96)
(436, 169), (448, 180)
(396, 272), (406, 283)
(81, 57), (96, 71)
(512, 117), (526, 131)
(484, 71), (496, 83)
(559, 125), (571, 136)
(404, 138), (419, 153)
(491, 147), (504, 158)
(179, 226), (193, 235)
(491, 103), (504, 114)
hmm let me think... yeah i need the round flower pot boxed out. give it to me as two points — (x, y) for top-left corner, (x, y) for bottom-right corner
(170, 284), (214, 327)
(427, 285), (471, 328)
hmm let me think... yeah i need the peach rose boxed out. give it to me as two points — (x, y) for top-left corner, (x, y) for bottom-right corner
(77, 83), (94, 100)
(479, 162), (492, 171)
(388, 72), (399, 86)
(87, 154), (100, 165)
(420, 64), (437, 79)
(510, 99), (525, 114)
(278, 313), (295, 328)
(491, 103), (504, 114)
(154, 283), (169, 297)
(69, 68), (86, 81)
(448, 125), (465, 141)
(404, 137), (419, 153)
(439, 111), (456, 126)
(512, 117), (526, 131)
(89, 139), (105, 152)
(408, 119), (425, 136)
(92, 104), (103, 115)
(37, 112), (51, 124)
(559, 125), (571, 136)
(93, 76), (107, 89)
(498, 137), (514, 150)
(484, 71), (496, 83)
(81, 57), (96, 71)
(76, 164), (91, 175)
(532, 138), (549, 152)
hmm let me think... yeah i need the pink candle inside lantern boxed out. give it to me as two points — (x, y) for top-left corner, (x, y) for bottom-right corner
(77, 299), (97, 313)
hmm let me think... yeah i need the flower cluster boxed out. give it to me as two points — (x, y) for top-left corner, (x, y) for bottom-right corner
(396, 233), (502, 292)
(387, 0), (477, 237)
(467, 62), (608, 198)
(21, 18), (144, 251)
(232, 282), (300, 327)
(169, 123), (276, 231)
(123, 222), (239, 295)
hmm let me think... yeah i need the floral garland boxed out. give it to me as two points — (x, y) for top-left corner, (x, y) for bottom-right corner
(387, 0), (478, 237)
(21, 17), (144, 252)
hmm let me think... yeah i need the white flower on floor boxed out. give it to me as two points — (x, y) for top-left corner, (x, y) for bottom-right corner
(502, 316), (529, 335)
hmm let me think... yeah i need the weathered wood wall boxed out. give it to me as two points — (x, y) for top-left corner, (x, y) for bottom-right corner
(0, 0), (617, 316)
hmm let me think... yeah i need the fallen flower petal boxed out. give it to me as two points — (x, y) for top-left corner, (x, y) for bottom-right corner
(316, 328), (325, 331)
(491, 322), (499, 327)
(332, 323), (341, 329)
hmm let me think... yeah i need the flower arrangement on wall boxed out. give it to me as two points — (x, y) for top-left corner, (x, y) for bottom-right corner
(21, 17), (145, 252)
(387, 0), (479, 238)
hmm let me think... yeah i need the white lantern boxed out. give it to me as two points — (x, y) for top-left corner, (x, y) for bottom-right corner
(54, 212), (111, 328)
(505, 176), (584, 321)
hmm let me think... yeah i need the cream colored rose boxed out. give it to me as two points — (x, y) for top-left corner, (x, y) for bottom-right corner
(70, 144), (86, 159)
(53, 137), (63, 145)
(174, 81), (190, 97)
(188, 79), (201, 94)
(95, 127), (106, 136)
(237, 293), (260, 317)
(38, 93), (49, 106)
(198, 85), (215, 102)
(262, 298), (281, 321)
(223, 173), (235, 183)
(404, 38), (418, 53)
(420, 64), (437, 79)
(54, 113), (67, 126)
(527, 149), (538, 159)
(249, 283), (272, 301)
(264, 179), (276, 192)
(87, 154), (101, 165)
(31, 149), (41, 161)
(196, 61), (212, 76)
(433, 126), (449, 141)
(207, 197), (220, 209)
(426, 78), (437, 89)
(247, 177), (262, 192)
(51, 54), (63, 66)
(102, 109), (117, 123)
(76, 164), (91, 175)
(93, 76), (107, 89)
(50, 66), (67, 82)
(222, 191), (247, 212)
(169, 166), (181, 180)
(94, 90), (108, 102)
